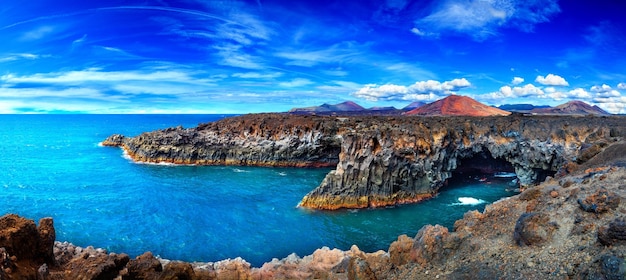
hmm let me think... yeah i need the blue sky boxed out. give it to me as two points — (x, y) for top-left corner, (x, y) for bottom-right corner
(1, 0), (625, 113)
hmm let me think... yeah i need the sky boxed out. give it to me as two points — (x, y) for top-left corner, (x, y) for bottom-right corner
(1, 0), (625, 114)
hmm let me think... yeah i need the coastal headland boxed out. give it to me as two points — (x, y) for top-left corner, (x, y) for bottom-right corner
(103, 113), (626, 210)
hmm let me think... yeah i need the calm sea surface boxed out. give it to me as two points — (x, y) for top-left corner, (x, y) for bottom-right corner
(0, 114), (516, 266)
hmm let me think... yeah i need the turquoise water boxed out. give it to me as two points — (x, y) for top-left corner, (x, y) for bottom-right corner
(0, 115), (516, 266)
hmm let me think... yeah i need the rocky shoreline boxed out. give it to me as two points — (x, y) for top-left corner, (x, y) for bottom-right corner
(103, 113), (626, 210)
(2, 140), (626, 279)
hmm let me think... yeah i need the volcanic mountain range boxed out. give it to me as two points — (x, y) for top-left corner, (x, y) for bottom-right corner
(288, 95), (610, 116)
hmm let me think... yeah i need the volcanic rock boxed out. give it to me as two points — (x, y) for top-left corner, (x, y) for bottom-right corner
(530, 100), (609, 115)
(404, 95), (511, 116)
(104, 113), (626, 210)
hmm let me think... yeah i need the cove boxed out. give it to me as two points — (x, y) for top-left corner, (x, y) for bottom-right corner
(0, 114), (517, 267)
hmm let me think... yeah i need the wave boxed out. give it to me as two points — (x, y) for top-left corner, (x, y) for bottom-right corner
(450, 197), (486, 206)
(232, 168), (250, 173)
(120, 151), (196, 166)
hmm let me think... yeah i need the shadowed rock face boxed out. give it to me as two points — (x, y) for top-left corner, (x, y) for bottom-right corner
(103, 113), (626, 210)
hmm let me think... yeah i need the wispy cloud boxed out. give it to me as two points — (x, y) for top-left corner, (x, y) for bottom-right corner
(0, 53), (46, 62)
(413, 0), (560, 40)
(279, 78), (313, 87)
(275, 41), (365, 67)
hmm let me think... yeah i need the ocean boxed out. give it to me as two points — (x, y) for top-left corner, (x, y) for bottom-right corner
(0, 114), (516, 266)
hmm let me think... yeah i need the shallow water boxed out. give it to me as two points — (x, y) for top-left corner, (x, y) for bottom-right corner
(0, 114), (517, 266)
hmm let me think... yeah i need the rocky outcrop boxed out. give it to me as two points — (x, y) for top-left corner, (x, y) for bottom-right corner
(299, 115), (625, 209)
(104, 113), (626, 210)
(102, 114), (343, 167)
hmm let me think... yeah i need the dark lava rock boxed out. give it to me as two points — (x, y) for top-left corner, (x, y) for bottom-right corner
(578, 188), (621, 213)
(598, 218), (626, 246)
(601, 255), (626, 280)
(513, 212), (558, 246)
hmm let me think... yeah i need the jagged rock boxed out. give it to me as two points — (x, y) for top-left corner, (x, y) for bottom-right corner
(104, 114), (626, 210)
(388, 235), (413, 267)
(513, 212), (558, 246)
(348, 256), (376, 280)
(64, 252), (130, 280)
(214, 258), (251, 280)
(410, 225), (454, 266)
(598, 218), (626, 246)
(0, 214), (41, 261)
(38, 217), (55, 265)
(578, 188), (621, 213)
(125, 252), (164, 279)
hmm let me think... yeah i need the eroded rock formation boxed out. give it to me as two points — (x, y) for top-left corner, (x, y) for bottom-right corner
(104, 113), (626, 210)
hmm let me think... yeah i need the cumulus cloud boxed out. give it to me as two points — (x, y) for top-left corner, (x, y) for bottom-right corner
(618, 83), (626, 90)
(535, 74), (569, 86)
(511, 77), (524, 85)
(353, 78), (471, 101)
(593, 95), (626, 114)
(590, 84), (612, 93)
(413, 0), (560, 40)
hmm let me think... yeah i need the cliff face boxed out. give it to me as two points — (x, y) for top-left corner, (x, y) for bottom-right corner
(298, 115), (624, 209)
(104, 114), (626, 210)
(103, 114), (343, 167)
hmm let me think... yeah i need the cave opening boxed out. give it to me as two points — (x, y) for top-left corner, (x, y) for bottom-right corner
(446, 150), (519, 189)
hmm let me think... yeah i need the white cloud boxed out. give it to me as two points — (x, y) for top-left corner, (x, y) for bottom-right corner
(590, 84), (612, 93)
(1, 69), (199, 84)
(617, 83), (626, 90)
(0, 53), (45, 62)
(535, 74), (569, 86)
(232, 72), (283, 79)
(565, 88), (592, 99)
(414, 0), (560, 40)
(278, 78), (313, 87)
(593, 96), (626, 114)
(353, 78), (471, 101)
(511, 77), (524, 85)
(410, 27), (425, 36)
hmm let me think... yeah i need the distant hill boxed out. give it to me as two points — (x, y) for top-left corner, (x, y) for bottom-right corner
(529, 100), (609, 115)
(498, 104), (551, 113)
(288, 101), (365, 114)
(402, 101), (426, 111)
(288, 101), (406, 116)
(405, 95), (511, 116)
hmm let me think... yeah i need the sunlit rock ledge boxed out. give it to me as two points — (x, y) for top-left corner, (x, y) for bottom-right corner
(103, 113), (626, 210)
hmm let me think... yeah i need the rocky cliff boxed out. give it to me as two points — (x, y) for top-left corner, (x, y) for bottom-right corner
(104, 114), (626, 210)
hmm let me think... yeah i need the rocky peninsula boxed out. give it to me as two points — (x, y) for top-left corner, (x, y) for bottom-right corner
(103, 113), (626, 210)
(3, 139), (626, 279)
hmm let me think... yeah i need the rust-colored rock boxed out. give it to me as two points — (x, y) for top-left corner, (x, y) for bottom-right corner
(388, 235), (414, 267)
(410, 225), (453, 266)
(577, 188), (621, 213)
(513, 212), (558, 246)
(405, 95), (511, 116)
